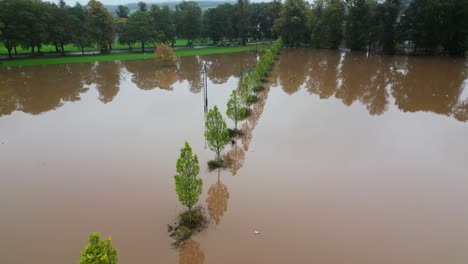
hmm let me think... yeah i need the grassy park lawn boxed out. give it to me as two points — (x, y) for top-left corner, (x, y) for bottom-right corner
(0, 45), (264, 67)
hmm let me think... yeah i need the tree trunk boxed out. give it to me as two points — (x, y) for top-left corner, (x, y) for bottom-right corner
(188, 206), (192, 224)
(128, 44), (131, 50)
(37, 44), (41, 53)
(141, 41), (144, 53)
(81, 47), (84, 55)
(54, 42), (59, 53)
(7, 47), (12, 59)
(60, 42), (65, 55)
(14, 46), (17, 55)
(31, 43), (35, 54)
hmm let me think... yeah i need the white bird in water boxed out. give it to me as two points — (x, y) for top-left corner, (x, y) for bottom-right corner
(254, 230), (260, 235)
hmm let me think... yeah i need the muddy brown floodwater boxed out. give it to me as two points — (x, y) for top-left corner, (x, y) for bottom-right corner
(1, 49), (467, 264)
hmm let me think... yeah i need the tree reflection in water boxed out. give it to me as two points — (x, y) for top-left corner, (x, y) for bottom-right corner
(0, 63), (92, 116)
(179, 239), (205, 264)
(123, 59), (177, 91)
(94, 61), (121, 104)
(206, 169), (230, 225)
(226, 141), (245, 176)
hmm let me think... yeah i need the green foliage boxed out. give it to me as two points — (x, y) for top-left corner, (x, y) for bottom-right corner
(234, 0), (251, 46)
(168, 207), (207, 247)
(239, 37), (282, 107)
(0, 45), (264, 67)
(246, 95), (259, 104)
(174, 142), (203, 212)
(86, 0), (115, 52)
(205, 106), (230, 160)
(115, 5), (130, 18)
(345, 0), (372, 51)
(207, 159), (229, 171)
(226, 89), (245, 130)
(79, 232), (118, 264)
(310, 0), (345, 49)
(175, 1), (202, 44)
(274, 0), (310, 46)
(123, 11), (155, 52)
(151, 5), (176, 44)
(399, 0), (467, 55)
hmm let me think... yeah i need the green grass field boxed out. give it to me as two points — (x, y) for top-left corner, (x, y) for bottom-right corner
(0, 39), (210, 55)
(0, 45), (264, 67)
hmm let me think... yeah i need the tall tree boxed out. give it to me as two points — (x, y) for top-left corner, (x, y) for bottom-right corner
(205, 106), (230, 160)
(174, 142), (203, 218)
(226, 89), (245, 131)
(311, 0), (345, 49)
(124, 10), (155, 52)
(399, 0), (467, 55)
(175, 1), (202, 45)
(0, 0), (29, 58)
(47, 2), (75, 54)
(115, 5), (130, 18)
(151, 4), (176, 44)
(69, 3), (92, 55)
(86, 0), (115, 53)
(137, 1), (147, 12)
(79, 232), (118, 264)
(345, 0), (372, 51)
(234, 0), (250, 45)
(274, 0), (310, 46)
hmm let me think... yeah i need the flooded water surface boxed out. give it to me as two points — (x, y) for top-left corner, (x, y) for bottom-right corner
(1, 50), (467, 264)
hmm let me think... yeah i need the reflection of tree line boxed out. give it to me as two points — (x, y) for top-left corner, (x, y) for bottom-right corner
(275, 49), (468, 122)
(0, 52), (258, 117)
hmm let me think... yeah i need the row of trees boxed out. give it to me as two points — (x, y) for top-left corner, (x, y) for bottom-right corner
(275, 0), (467, 55)
(172, 39), (283, 245)
(1, 0), (464, 59)
(0, 0), (282, 58)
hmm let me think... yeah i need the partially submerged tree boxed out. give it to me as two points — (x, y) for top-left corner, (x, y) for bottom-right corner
(79, 232), (118, 264)
(205, 106), (230, 161)
(174, 142), (203, 220)
(226, 89), (246, 131)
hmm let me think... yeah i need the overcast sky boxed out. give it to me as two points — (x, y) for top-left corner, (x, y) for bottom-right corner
(60, 0), (270, 6)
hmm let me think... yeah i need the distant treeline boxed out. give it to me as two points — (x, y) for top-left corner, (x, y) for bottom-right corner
(0, 0), (466, 59)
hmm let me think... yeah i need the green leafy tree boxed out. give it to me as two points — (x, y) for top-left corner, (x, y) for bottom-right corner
(175, 1), (202, 45)
(234, 0), (251, 45)
(115, 5), (130, 18)
(86, 0), (115, 53)
(205, 106), (230, 160)
(398, 0), (467, 56)
(69, 3), (92, 55)
(137, 1), (147, 12)
(174, 142), (203, 217)
(345, 0), (372, 51)
(79, 232), (118, 264)
(311, 0), (345, 49)
(124, 11), (155, 52)
(226, 90), (245, 131)
(274, 0), (310, 46)
(151, 5), (176, 45)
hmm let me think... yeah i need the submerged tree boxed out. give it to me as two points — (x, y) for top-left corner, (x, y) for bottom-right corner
(79, 232), (118, 264)
(226, 89), (246, 131)
(174, 141), (203, 220)
(205, 106), (230, 161)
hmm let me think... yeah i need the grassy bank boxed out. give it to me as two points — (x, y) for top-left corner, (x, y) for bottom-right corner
(0, 39), (208, 55)
(0, 45), (263, 67)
